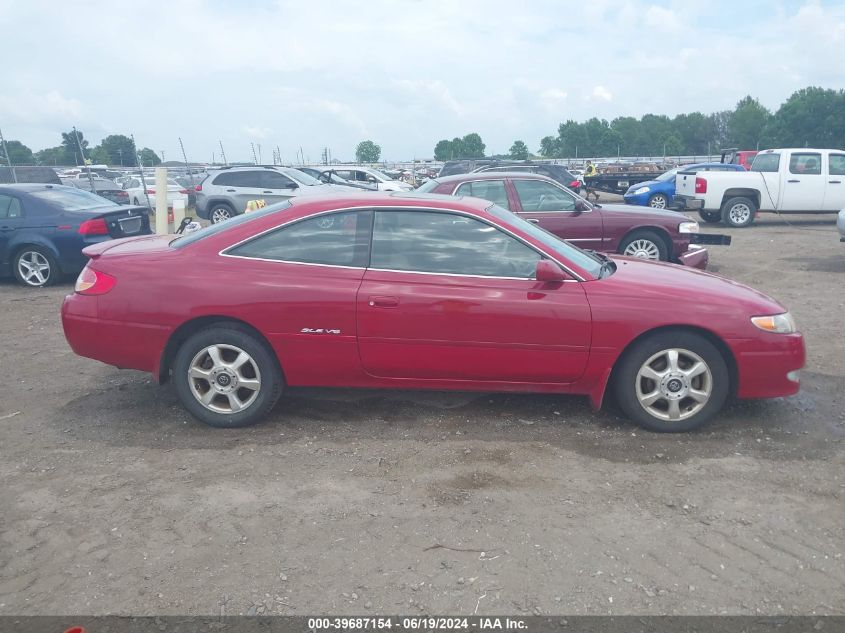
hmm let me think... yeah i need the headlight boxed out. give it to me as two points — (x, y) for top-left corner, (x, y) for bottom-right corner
(633, 186), (650, 195)
(751, 312), (797, 334)
(679, 221), (699, 233)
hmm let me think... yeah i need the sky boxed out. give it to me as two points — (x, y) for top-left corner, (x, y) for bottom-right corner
(1, 0), (844, 163)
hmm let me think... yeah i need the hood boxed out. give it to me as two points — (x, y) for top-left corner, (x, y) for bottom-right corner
(598, 255), (786, 315)
(294, 184), (345, 196)
(597, 202), (689, 222)
(624, 179), (661, 194)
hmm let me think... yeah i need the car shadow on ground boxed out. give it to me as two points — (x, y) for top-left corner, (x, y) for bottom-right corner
(782, 255), (845, 273)
(50, 368), (843, 464)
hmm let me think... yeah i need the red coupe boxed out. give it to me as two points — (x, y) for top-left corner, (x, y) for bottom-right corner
(418, 172), (709, 268)
(62, 193), (804, 432)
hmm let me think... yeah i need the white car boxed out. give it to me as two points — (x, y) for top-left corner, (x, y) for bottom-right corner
(122, 176), (189, 209)
(331, 166), (412, 192)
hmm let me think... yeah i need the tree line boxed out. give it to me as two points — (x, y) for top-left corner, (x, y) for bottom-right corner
(436, 87), (845, 161)
(0, 130), (160, 167)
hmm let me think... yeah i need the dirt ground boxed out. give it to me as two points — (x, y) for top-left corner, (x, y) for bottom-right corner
(1, 204), (843, 617)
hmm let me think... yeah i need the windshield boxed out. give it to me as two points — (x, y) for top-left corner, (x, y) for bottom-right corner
(486, 204), (603, 278)
(368, 169), (391, 182)
(31, 187), (118, 210)
(172, 202), (290, 248)
(656, 168), (679, 182)
(415, 179), (440, 193)
(280, 168), (321, 186)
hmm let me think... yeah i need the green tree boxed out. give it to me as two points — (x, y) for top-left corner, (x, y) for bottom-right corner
(508, 140), (530, 160)
(538, 135), (560, 157)
(355, 140), (381, 163)
(768, 87), (845, 149)
(433, 139), (452, 161)
(91, 134), (136, 166)
(460, 133), (485, 158)
(662, 133), (684, 156)
(728, 96), (771, 150)
(0, 140), (35, 165)
(35, 146), (68, 166)
(61, 129), (89, 165)
(137, 147), (161, 166)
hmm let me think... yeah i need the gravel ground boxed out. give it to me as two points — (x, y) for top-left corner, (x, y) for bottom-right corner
(0, 207), (843, 616)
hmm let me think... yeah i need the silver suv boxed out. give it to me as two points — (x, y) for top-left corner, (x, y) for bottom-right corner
(196, 166), (341, 223)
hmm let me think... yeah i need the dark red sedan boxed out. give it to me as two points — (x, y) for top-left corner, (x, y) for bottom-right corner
(418, 172), (709, 268)
(62, 193), (804, 433)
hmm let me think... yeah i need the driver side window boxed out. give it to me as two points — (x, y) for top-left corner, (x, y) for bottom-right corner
(513, 179), (576, 212)
(371, 210), (541, 278)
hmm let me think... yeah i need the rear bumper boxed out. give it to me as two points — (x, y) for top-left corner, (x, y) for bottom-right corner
(673, 194), (704, 211)
(732, 333), (805, 400)
(677, 246), (708, 269)
(62, 294), (169, 377)
(837, 209), (845, 240)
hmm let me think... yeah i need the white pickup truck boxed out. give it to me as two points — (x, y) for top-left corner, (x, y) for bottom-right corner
(675, 148), (845, 227)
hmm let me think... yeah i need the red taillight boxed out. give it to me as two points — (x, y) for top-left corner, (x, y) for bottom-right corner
(146, 188), (156, 194)
(75, 267), (116, 295)
(570, 180), (581, 188)
(194, 184), (202, 192)
(695, 177), (707, 194)
(116, 191), (128, 198)
(78, 218), (109, 235)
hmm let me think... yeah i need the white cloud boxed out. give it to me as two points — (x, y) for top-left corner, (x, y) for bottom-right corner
(644, 6), (681, 30)
(243, 126), (271, 140)
(589, 86), (614, 103)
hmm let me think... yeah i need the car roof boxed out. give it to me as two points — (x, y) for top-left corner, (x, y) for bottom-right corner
(428, 171), (560, 185)
(0, 183), (68, 194)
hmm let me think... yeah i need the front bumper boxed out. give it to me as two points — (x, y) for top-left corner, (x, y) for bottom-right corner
(673, 194), (704, 211)
(623, 193), (649, 206)
(677, 245), (708, 269)
(732, 332), (805, 400)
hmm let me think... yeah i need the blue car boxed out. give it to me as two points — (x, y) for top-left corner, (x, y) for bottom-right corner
(0, 184), (151, 287)
(623, 162), (745, 209)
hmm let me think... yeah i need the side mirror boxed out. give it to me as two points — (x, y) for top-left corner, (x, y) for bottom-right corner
(284, 182), (298, 189)
(574, 200), (590, 213)
(535, 259), (570, 283)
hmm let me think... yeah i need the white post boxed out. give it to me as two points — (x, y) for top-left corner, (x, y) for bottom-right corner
(154, 167), (168, 235)
(172, 198), (186, 229)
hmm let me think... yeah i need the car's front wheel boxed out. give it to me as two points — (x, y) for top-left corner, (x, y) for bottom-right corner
(172, 325), (283, 428)
(619, 230), (668, 261)
(699, 210), (722, 224)
(13, 246), (59, 287)
(613, 331), (729, 432)
(647, 193), (669, 209)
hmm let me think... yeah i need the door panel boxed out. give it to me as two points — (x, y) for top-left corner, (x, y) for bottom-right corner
(510, 178), (605, 250)
(357, 271), (591, 383)
(0, 194), (24, 269)
(823, 153), (845, 212)
(780, 152), (825, 211)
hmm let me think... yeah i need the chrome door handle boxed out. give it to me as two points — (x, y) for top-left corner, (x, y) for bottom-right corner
(787, 179), (800, 183)
(226, 189), (236, 192)
(527, 218), (540, 224)
(829, 180), (842, 184)
(263, 190), (273, 193)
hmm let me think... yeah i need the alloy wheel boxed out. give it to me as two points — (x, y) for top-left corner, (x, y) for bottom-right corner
(728, 203), (751, 225)
(635, 348), (712, 422)
(188, 344), (262, 414)
(649, 195), (668, 209)
(17, 251), (51, 286)
(623, 239), (661, 260)
(211, 208), (232, 224)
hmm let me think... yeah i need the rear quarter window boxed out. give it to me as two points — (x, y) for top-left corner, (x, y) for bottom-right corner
(750, 154), (781, 173)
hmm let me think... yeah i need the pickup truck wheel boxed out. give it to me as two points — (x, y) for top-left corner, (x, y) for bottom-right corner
(699, 210), (722, 224)
(647, 193), (669, 209)
(721, 197), (756, 228)
(613, 331), (729, 433)
(619, 230), (668, 261)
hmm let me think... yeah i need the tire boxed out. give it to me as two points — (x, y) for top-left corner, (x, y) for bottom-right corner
(13, 246), (59, 287)
(721, 196), (756, 228)
(619, 230), (668, 261)
(172, 324), (283, 428)
(613, 331), (729, 432)
(209, 203), (235, 224)
(647, 193), (669, 209)
(699, 210), (722, 224)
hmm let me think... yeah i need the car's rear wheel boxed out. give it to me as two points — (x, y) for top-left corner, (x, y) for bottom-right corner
(647, 193), (669, 209)
(699, 210), (722, 224)
(721, 197), (756, 228)
(13, 246), (59, 287)
(172, 325), (283, 428)
(209, 203), (235, 224)
(619, 230), (668, 261)
(613, 331), (729, 432)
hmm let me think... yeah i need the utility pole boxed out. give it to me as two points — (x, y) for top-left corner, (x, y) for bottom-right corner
(74, 126), (96, 191)
(160, 150), (166, 163)
(276, 146), (281, 166)
(257, 144), (262, 164)
(299, 146), (304, 166)
(178, 137), (195, 189)
(118, 148), (124, 166)
(250, 142), (258, 165)
(219, 140), (228, 166)
(131, 133), (152, 209)
(0, 127), (17, 182)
